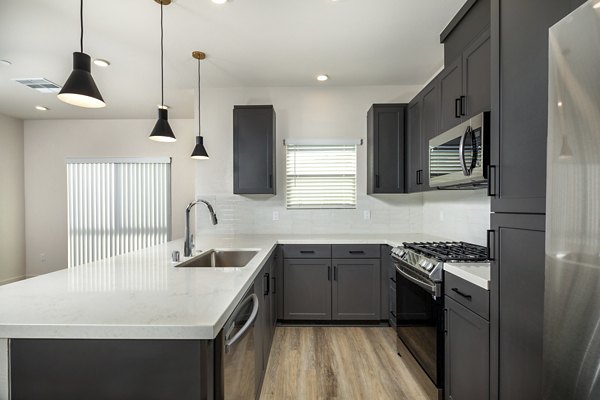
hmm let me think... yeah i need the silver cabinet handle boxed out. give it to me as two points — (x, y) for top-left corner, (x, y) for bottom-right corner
(225, 294), (259, 353)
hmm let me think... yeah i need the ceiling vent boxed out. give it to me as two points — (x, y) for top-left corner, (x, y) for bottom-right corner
(13, 78), (62, 93)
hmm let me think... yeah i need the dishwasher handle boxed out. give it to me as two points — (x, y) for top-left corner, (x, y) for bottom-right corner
(225, 293), (259, 353)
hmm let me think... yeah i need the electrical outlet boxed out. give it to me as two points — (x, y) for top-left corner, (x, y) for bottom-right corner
(439, 211), (445, 221)
(272, 211), (280, 221)
(363, 210), (371, 220)
(40, 253), (46, 262)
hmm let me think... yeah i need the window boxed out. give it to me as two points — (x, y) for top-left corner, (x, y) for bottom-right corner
(66, 157), (171, 267)
(286, 143), (357, 209)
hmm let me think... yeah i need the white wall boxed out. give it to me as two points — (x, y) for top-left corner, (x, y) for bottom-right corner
(194, 85), (426, 235)
(24, 119), (195, 276)
(193, 85), (491, 240)
(0, 114), (25, 284)
(422, 190), (491, 245)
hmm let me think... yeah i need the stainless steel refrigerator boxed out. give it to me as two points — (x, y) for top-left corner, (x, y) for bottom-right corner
(544, 1), (600, 399)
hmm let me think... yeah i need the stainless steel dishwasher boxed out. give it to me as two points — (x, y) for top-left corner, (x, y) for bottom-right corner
(222, 286), (259, 399)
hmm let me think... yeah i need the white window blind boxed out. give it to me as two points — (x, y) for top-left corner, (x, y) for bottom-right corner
(286, 144), (357, 209)
(66, 158), (171, 267)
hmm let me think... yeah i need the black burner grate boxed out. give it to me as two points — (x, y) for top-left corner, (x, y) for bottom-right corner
(402, 241), (489, 262)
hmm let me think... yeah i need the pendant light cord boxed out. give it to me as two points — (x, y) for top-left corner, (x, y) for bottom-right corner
(160, 2), (164, 107)
(80, 0), (84, 53)
(197, 59), (201, 136)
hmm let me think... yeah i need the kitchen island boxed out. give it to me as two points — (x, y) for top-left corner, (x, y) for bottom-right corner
(0, 233), (447, 400)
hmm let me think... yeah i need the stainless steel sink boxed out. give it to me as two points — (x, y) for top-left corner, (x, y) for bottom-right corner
(176, 249), (258, 268)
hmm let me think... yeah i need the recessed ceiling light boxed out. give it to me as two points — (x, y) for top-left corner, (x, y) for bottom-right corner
(594, 1), (600, 8)
(93, 58), (110, 67)
(211, 0), (228, 4)
(317, 74), (329, 82)
(35, 106), (49, 111)
(0, 59), (11, 66)
(557, 101), (563, 107)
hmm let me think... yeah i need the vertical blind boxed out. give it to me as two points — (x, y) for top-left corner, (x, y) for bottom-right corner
(66, 158), (171, 267)
(286, 144), (357, 209)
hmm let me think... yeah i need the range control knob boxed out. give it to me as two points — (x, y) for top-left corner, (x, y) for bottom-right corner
(425, 262), (434, 271)
(399, 250), (406, 258)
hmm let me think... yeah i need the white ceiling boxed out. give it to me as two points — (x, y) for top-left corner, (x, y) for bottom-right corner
(0, 0), (465, 120)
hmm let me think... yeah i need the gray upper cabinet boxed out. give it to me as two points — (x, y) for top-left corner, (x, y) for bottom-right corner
(420, 80), (439, 191)
(233, 105), (276, 195)
(332, 259), (380, 320)
(445, 296), (490, 400)
(283, 258), (332, 320)
(405, 97), (422, 193)
(462, 30), (491, 119)
(439, 57), (464, 133)
(367, 104), (407, 194)
(490, 0), (576, 213)
(440, 29), (491, 135)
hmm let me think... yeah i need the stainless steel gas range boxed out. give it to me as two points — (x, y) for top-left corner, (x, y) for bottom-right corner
(391, 241), (488, 397)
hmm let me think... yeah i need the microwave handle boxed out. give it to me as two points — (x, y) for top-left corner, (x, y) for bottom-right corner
(459, 127), (470, 176)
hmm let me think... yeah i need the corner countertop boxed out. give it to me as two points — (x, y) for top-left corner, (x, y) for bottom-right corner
(443, 262), (491, 290)
(0, 233), (444, 341)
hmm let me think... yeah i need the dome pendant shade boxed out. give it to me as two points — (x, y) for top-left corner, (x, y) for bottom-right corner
(58, 52), (105, 108)
(191, 135), (209, 159)
(149, 108), (176, 142)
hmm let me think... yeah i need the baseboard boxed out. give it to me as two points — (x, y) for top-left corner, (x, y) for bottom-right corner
(0, 275), (26, 286)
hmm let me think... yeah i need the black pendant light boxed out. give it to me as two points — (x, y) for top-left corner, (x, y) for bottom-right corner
(149, 0), (176, 142)
(57, 0), (105, 108)
(191, 51), (209, 159)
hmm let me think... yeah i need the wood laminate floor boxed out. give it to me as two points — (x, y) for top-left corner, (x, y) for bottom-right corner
(260, 327), (438, 400)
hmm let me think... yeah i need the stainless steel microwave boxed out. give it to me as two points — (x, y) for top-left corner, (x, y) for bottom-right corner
(428, 112), (490, 189)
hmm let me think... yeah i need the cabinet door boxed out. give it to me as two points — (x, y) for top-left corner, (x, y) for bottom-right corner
(254, 274), (265, 394)
(421, 80), (439, 191)
(490, 0), (572, 213)
(445, 296), (490, 400)
(367, 104), (406, 194)
(405, 98), (422, 193)
(332, 259), (380, 320)
(439, 57), (464, 133)
(283, 259), (332, 320)
(462, 30), (491, 118)
(380, 245), (392, 320)
(233, 105), (275, 194)
(489, 213), (545, 400)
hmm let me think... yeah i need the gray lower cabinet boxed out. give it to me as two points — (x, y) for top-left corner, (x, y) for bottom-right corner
(490, 213), (545, 400)
(283, 258), (332, 320)
(332, 259), (381, 320)
(255, 253), (278, 398)
(445, 296), (490, 400)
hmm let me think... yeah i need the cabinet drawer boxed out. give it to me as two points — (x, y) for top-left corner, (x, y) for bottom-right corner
(332, 244), (380, 258)
(283, 245), (331, 259)
(445, 272), (489, 320)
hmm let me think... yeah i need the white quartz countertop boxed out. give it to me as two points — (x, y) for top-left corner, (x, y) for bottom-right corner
(443, 262), (491, 290)
(0, 233), (445, 340)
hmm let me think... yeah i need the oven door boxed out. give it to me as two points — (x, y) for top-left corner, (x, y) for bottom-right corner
(395, 262), (444, 388)
(429, 112), (488, 188)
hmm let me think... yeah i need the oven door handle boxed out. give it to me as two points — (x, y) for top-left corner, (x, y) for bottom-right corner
(395, 264), (437, 296)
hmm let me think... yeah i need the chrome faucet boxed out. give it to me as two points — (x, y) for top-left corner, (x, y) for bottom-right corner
(184, 199), (218, 257)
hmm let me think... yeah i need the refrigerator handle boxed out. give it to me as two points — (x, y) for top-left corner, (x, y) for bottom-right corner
(487, 229), (496, 261)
